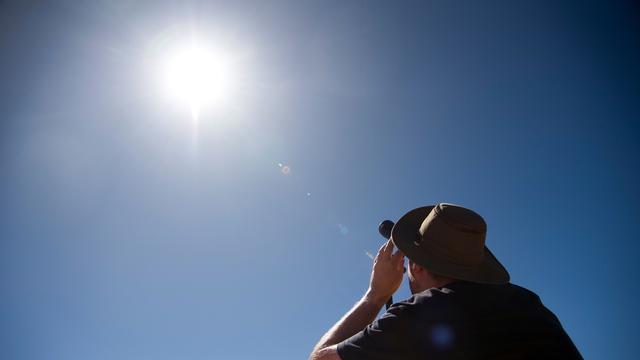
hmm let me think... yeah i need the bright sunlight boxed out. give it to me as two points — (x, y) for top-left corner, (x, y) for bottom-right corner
(161, 40), (237, 119)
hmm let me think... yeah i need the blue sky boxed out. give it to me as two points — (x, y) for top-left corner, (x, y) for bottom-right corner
(2, 1), (639, 359)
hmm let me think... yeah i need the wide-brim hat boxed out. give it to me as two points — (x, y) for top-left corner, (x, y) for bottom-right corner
(391, 204), (509, 284)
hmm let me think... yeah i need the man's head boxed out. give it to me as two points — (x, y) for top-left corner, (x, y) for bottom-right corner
(392, 203), (510, 286)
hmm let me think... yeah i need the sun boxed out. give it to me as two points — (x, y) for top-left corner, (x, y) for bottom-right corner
(161, 41), (236, 117)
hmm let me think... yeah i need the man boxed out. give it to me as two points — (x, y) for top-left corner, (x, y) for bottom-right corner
(309, 203), (582, 360)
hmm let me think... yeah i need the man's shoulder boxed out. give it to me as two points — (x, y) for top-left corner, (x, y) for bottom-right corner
(444, 280), (542, 300)
(406, 286), (458, 306)
(393, 281), (543, 313)
(388, 283), (464, 317)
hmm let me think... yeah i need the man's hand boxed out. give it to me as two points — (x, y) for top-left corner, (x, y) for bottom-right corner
(367, 239), (405, 305)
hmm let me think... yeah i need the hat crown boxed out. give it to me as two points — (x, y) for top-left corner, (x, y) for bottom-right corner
(418, 203), (487, 265)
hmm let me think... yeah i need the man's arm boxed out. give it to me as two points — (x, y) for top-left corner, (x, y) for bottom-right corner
(309, 291), (387, 360)
(308, 240), (405, 360)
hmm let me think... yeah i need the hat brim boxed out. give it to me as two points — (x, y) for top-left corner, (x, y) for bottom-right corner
(391, 206), (510, 285)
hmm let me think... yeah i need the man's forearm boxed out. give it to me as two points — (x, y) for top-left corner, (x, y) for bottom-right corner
(310, 290), (387, 356)
(309, 240), (404, 360)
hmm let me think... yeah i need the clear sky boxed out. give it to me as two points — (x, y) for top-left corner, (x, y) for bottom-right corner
(2, 1), (639, 359)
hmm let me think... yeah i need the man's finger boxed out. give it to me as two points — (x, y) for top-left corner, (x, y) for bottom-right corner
(382, 239), (395, 258)
(392, 249), (404, 261)
(392, 250), (405, 270)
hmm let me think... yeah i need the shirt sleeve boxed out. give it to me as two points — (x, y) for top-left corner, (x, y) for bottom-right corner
(336, 303), (414, 360)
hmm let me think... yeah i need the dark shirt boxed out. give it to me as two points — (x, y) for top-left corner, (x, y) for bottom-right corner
(337, 281), (582, 360)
